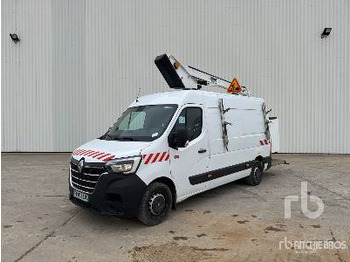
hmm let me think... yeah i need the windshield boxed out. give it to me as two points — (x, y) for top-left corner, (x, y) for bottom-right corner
(100, 104), (178, 142)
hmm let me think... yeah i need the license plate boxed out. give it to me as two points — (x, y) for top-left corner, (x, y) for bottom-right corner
(73, 190), (89, 202)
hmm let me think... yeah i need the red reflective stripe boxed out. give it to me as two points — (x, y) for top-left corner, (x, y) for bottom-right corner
(90, 152), (101, 158)
(88, 152), (97, 157)
(86, 150), (97, 156)
(145, 154), (154, 164)
(158, 152), (167, 162)
(164, 153), (170, 161)
(260, 140), (264, 145)
(102, 155), (115, 162)
(142, 154), (147, 159)
(93, 152), (105, 158)
(75, 149), (82, 155)
(151, 153), (160, 163)
(97, 153), (110, 160)
(84, 150), (94, 156)
(82, 150), (90, 156)
(83, 150), (90, 155)
(94, 152), (105, 157)
(86, 150), (92, 155)
(80, 150), (87, 156)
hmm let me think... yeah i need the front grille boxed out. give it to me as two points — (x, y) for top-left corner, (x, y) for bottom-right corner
(70, 161), (107, 194)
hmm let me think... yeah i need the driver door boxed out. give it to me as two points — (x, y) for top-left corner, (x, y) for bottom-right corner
(168, 105), (210, 200)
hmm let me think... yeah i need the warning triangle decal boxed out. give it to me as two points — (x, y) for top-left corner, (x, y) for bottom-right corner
(227, 78), (241, 94)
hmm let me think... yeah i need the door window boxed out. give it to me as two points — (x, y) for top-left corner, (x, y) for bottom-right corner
(172, 107), (202, 141)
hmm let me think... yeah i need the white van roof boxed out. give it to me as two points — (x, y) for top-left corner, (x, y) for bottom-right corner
(130, 89), (264, 110)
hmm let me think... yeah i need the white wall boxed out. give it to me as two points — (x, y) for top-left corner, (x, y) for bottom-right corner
(2, 0), (350, 153)
(2, 0), (53, 151)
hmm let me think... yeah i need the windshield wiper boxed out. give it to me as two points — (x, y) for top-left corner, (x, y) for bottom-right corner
(104, 133), (114, 140)
(114, 137), (136, 141)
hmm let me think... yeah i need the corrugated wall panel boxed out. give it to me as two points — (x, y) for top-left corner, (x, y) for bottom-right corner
(2, 0), (53, 151)
(2, 0), (350, 153)
(52, 0), (87, 151)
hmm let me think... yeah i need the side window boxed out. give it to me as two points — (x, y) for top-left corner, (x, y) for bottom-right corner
(172, 107), (202, 141)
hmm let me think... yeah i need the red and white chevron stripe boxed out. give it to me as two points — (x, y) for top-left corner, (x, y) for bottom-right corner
(142, 151), (170, 164)
(72, 149), (115, 162)
(259, 139), (270, 145)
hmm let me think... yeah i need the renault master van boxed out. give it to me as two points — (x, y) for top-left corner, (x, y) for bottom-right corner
(69, 54), (274, 225)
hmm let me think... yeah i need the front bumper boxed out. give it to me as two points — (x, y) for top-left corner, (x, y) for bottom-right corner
(69, 170), (147, 217)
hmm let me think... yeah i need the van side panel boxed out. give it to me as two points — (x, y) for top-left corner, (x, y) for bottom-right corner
(226, 108), (266, 152)
(204, 96), (270, 192)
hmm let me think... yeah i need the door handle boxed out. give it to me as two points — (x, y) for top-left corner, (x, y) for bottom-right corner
(198, 148), (207, 153)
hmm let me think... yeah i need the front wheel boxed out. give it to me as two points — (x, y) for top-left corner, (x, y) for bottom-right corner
(137, 182), (172, 226)
(245, 161), (263, 186)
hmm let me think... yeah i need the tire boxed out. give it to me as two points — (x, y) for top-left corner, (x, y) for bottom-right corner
(245, 161), (263, 186)
(137, 182), (172, 226)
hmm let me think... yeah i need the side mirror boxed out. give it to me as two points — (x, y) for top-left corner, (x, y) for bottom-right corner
(168, 128), (188, 149)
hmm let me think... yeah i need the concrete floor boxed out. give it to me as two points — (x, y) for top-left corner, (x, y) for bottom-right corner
(2, 153), (350, 262)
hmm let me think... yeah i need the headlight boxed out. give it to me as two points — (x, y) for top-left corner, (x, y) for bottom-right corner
(106, 155), (141, 174)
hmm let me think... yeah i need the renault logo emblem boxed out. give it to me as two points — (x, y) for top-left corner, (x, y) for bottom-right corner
(77, 158), (84, 173)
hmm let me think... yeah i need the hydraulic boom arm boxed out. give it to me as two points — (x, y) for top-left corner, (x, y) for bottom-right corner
(154, 53), (250, 95)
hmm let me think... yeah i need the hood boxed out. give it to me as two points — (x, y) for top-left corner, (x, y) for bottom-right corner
(71, 139), (151, 163)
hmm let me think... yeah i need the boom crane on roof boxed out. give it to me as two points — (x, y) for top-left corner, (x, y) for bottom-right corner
(154, 54), (251, 96)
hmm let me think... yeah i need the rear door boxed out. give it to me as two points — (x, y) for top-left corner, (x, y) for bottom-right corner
(168, 105), (210, 200)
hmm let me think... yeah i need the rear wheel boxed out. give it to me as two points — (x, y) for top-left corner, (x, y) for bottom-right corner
(137, 182), (172, 226)
(245, 161), (263, 186)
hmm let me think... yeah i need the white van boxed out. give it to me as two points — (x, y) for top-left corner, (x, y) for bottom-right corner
(69, 89), (274, 225)
(69, 54), (275, 225)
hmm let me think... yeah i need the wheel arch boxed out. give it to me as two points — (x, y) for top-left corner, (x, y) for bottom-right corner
(151, 176), (177, 209)
(255, 155), (264, 163)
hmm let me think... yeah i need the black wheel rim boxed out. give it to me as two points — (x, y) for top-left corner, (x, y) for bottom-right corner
(149, 193), (166, 216)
